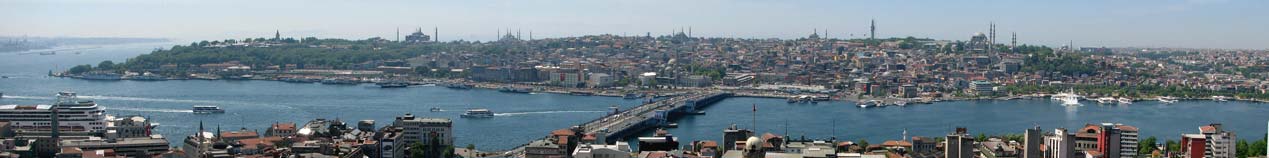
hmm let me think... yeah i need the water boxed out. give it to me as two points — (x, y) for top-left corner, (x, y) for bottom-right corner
(2, 43), (1267, 151)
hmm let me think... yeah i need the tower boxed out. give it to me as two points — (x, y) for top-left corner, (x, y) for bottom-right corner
(396, 27), (400, 42)
(274, 30), (281, 40)
(1011, 32), (1017, 49)
(989, 22), (996, 53)
(434, 27), (438, 42)
(869, 19), (876, 40)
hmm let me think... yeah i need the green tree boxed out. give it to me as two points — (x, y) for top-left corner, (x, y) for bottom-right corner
(857, 139), (870, 152)
(67, 64), (93, 74)
(97, 60), (115, 70)
(1140, 136), (1158, 157)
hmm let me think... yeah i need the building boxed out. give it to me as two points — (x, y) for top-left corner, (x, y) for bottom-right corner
(572, 142), (633, 158)
(945, 127), (974, 158)
(1045, 128), (1076, 158)
(391, 113), (452, 147)
(589, 73), (616, 88)
(1072, 123), (1138, 158)
(59, 135), (169, 157)
(265, 122), (296, 138)
(723, 125), (754, 151)
(1180, 123), (1237, 158)
(970, 81), (994, 95)
(1023, 126), (1043, 158)
(218, 128), (258, 143)
(374, 127), (404, 158)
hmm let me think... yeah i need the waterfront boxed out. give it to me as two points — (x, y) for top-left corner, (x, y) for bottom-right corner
(2, 43), (1268, 151)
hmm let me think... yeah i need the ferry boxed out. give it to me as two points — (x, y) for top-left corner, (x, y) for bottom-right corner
(1094, 97), (1117, 104)
(430, 107), (443, 112)
(320, 78), (359, 85)
(192, 105), (225, 114)
(443, 83), (473, 89)
(1212, 96), (1229, 102)
(622, 93), (645, 99)
(498, 87), (532, 93)
(857, 100), (878, 108)
(376, 81), (409, 88)
(1157, 96), (1178, 104)
(1117, 97), (1133, 105)
(1058, 94), (1082, 106)
(461, 109), (495, 118)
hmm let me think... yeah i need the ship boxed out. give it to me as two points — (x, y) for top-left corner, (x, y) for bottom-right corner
(1117, 97), (1133, 105)
(376, 81), (410, 88)
(1157, 96), (1178, 104)
(622, 93), (645, 99)
(320, 78), (359, 85)
(442, 83), (473, 89)
(0, 92), (110, 133)
(460, 109), (494, 118)
(1095, 97), (1117, 104)
(192, 105), (225, 114)
(80, 72), (123, 80)
(1212, 96), (1230, 102)
(497, 86), (532, 93)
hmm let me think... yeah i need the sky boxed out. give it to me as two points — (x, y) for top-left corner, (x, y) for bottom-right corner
(2, 0), (1266, 49)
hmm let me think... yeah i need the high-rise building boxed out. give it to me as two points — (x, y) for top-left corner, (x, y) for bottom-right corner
(1024, 126), (1044, 158)
(1180, 123), (1237, 158)
(1045, 128), (1076, 158)
(392, 113), (453, 147)
(1073, 123), (1138, 158)
(945, 127), (974, 158)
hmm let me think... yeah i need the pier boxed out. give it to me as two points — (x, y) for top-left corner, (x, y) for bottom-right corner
(496, 92), (732, 157)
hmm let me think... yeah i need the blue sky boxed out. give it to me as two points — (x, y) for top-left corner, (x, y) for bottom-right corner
(2, 0), (1266, 49)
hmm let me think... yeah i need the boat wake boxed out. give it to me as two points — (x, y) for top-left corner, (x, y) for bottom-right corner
(494, 110), (605, 116)
(108, 107), (194, 113)
(79, 95), (221, 104)
(2, 95), (54, 100)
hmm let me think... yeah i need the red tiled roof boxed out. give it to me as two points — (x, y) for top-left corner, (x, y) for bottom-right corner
(699, 141), (718, 148)
(272, 123), (296, 131)
(552, 129), (575, 136)
(1199, 126), (1216, 133)
(1116, 125), (1138, 131)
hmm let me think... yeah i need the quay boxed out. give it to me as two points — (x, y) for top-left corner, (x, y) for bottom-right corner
(495, 92), (732, 157)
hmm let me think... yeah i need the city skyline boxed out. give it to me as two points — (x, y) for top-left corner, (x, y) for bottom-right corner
(2, 0), (1267, 49)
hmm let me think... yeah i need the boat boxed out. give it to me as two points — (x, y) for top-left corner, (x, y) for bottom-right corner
(1095, 97), (1117, 104)
(443, 83), (473, 89)
(666, 123), (679, 128)
(1058, 95), (1082, 106)
(461, 109), (495, 118)
(429, 107), (443, 112)
(568, 91), (591, 95)
(857, 100), (877, 108)
(894, 101), (908, 107)
(498, 86), (532, 93)
(1117, 97), (1133, 105)
(376, 81), (409, 88)
(787, 97), (799, 103)
(1212, 96), (1229, 102)
(622, 93), (645, 99)
(320, 78), (359, 85)
(0, 92), (112, 132)
(1157, 96), (1178, 104)
(192, 105), (225, 114)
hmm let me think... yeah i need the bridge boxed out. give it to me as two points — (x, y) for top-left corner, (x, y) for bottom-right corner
(494, 92), (732, 157)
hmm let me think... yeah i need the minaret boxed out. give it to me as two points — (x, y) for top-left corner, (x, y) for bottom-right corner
(1011, 32), (1017, 49)
(517, 29), (522, 39)
(434, 27), (439, 42)
(396, 27), (400, 42)
(274, 30), (281, 40)
(215, 124), (221, 139)
(198, 121), (205, 142)
(688, 27), (692, 37)
(529, 30), (533, 40)
(870, 19), (876, 40)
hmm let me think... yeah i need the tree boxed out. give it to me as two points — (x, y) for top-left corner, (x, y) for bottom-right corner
(1140, 136), (1159, 157)
(97, 60), (115, 70)
(67, 64), (93, 74)
(857, 139), (870, 152)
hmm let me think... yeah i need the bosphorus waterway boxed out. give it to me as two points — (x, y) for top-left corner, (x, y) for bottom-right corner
(2, 43), (1267, 150)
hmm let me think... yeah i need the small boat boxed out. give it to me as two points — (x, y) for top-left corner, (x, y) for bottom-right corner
(1095, 97), (1117, 104)
(429, 107), (443, 112)
(787, 97), (799, 103)
(461, 109), (495, 118)
(894, 101), (908, 107)
(857, 100), (876, 108)
(192, 105), (225, 114)
(1158, 96), (1178, 104)
(1117, 97), (1133, 105)
(666, 123), (679, 128)
(1212, 96), (1229, 102)
(622, 93), (644, 99)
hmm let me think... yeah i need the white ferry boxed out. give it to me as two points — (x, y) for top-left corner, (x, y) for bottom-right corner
(192, 105), (225, 114)
(1157, 96), (1178, 104)
(461, 109), (494, 118)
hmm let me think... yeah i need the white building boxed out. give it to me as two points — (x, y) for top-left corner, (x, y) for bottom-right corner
(1045, 128), (1075, 158)
(589, 73), (616, 88)
(392, 113), (453, 146)
(572, 142), (633, 158)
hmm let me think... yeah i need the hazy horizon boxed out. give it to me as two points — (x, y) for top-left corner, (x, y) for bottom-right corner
(3, 0), (1267, 49)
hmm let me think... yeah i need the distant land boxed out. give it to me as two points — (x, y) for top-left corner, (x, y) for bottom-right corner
(0, 36), (170, 53)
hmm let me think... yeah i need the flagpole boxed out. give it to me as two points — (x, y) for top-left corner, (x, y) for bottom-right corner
(752, 103), (757, 131)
